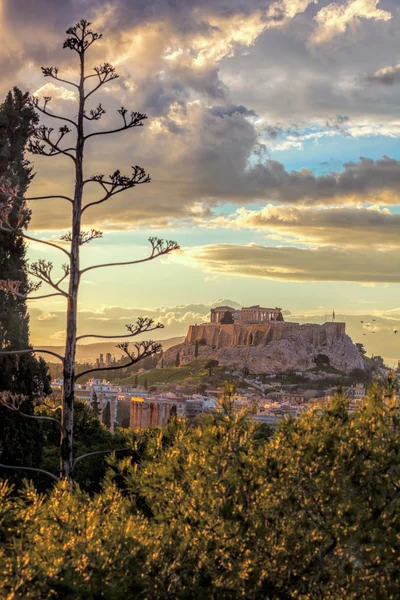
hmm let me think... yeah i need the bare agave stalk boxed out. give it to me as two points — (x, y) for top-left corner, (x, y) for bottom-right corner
(0, 20), (179, 483)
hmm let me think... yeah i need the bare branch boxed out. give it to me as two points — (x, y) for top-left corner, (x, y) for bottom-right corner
(0, 463), (59, 482)
(0, 184), (73, 205)
(27, 293), (65, 301)
(75, 340), (162, 381)
(28, 125), (76, 162)
(41, 66), (78, 90)
(61, 229), (103, 245)
(0, 196), (70, 257)
(63, 19), (102, 54)
(7, 229), (71, 257)
(26, 232), (71, 256)
(25, 195), (74, 203)
(28, 260), (70, 296)
(56, 263), (71, 286)
(84, 109), (147, 141)
(81, 166), (150, 213)
(72, 448), (133, 471)
(0, 393), (64, 435)
(83, 103), (106, 121)
(0, 279), (66, 302)
(0, 349), (64, 362)
(84, 63), (119, 100)
(30, 95), (78, 128)
(0, 191), (71, 258)
(76, 317), (164, 342)
(80, 237), (180, 275)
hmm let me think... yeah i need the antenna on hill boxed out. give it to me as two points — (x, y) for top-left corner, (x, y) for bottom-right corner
(332, 309), (336, 322)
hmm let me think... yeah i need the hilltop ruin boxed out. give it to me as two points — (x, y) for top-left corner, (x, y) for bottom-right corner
(162, 305), (364, 374)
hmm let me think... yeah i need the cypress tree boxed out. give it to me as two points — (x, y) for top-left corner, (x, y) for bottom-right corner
(0, 88), (51, 481)
(102, 402), (111, 430)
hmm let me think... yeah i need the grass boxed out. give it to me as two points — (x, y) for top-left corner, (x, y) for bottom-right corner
(117, 360), (228, 388)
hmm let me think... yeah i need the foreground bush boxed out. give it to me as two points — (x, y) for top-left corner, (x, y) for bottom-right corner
(1, 384), (400, 599)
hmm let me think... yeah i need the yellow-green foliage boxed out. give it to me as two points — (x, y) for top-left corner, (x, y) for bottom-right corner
(1, 384), (400, 599)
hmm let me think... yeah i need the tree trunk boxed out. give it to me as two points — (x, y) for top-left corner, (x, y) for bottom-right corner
(61, 50), (85, 482)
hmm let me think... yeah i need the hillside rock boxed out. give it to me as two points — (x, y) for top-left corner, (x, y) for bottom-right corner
(163, 326), (364, 374)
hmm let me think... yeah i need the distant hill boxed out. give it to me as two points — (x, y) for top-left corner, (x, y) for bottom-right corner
(38, 336), (185, 363)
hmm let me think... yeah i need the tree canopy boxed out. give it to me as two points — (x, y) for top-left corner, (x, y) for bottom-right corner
(0, 88), (51, 482)
(2, 384), (398, 598)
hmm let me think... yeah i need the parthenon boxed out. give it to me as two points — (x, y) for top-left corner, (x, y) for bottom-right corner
(210, 305), (283, 324)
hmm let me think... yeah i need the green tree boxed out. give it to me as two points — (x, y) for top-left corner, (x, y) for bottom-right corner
(2, 384), (400, 598)
(205, 359), (219, 377)
(356, 342), (367, 356)
(0, 88), (51, 482)
(197, 383), (207, 395)
(90, 391), (101, 418)
(168, 404), (177, 423)
(39, 399), (135, 493)
(102, 401), (111, 430)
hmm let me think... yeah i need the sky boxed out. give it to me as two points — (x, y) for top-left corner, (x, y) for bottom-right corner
(2, 0), (400, 362)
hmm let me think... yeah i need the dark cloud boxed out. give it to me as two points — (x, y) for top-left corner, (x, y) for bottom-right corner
(210, 104), (257, 118)
(2, 0), (400, 234)
(367, 63), (400, 84)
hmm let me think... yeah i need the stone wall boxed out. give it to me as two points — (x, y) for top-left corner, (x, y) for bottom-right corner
(186, 321), (346, 349)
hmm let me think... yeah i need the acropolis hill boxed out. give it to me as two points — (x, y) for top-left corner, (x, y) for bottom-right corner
(163, 305), (364, 374)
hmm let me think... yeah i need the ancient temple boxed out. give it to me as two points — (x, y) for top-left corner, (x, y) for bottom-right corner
(210, 305), (283, 324)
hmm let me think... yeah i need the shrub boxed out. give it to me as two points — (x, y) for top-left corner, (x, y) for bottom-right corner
(1, 384), (400, 599)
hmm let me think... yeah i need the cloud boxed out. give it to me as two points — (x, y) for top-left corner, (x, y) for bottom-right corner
(209, 204), (400, 249)
(30, 301), (400, 363)
(311, 0), (391, 45)
(1, 0), (400, 234)
(209, 104), (257, 118)
(29, 302), (213, 345)
(367, 63), (400, 84)
(182, 243), (400, 283)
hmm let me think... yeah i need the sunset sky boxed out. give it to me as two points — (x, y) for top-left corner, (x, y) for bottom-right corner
(2, 0), (400, 361)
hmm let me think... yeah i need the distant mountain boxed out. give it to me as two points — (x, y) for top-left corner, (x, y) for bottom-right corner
(38, 336), (185, 363)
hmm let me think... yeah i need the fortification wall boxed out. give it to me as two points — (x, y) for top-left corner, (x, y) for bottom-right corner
(186, 321), (345, 349)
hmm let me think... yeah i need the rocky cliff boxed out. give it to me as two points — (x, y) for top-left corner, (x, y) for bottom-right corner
(162, 322), (364, 374)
